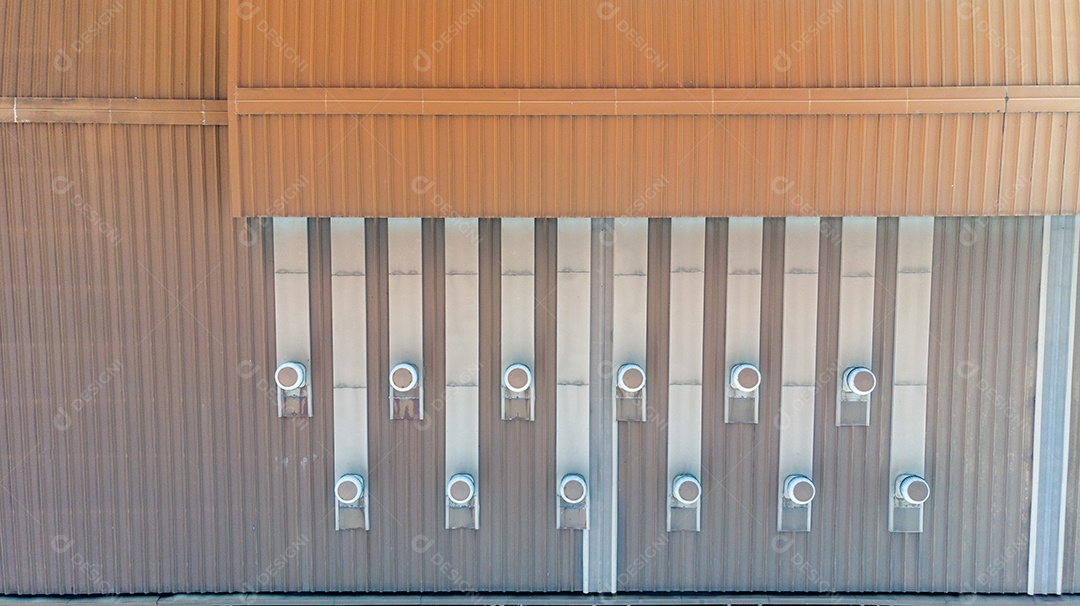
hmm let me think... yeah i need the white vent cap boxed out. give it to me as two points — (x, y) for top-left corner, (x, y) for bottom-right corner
(672, 474), (702, 505)
(275, 362), (306, 391)
(559, 473), (588, 504)
(730, 363), (762, 393)
(390, 363), (419, 392)
(784, 474), (816, 505)
(895, 474), (930, 505)
(503, 363), (533, 393)
(617, 363), (646, 393)
(843, 366), (877, 396)
(335, 474), (365, 505)
(447, 473), (475, 505)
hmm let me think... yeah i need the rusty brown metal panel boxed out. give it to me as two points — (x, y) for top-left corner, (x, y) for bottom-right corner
(0, 0), (225, 99)
(233, 0), (1080, 89)
(235, 114), (1054, 218)
(0, 124), (260, 594)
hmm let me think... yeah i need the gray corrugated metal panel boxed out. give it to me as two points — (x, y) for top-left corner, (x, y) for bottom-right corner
(526, 218), (584, 591)
(923, 218), (1041, 593)
(616, 218), (671, 591)
(589, 218), (616, 593)
(351, 219), (579, 593)
(1030, 216), (1078, 594)
(457, 218), (582, 592)
(618, 218), (802, 591)
(0, 0), (226, 99)
(805, 217), (854, 589)
(306, 218), (371, 591)
(802, 218), (906, 591)
(361, 218), (463, 592)
(1065, 225), (1080, 593)
(612, 217), (1044, 593)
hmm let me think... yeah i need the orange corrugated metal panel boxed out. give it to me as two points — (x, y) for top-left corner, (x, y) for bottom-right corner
(233, 113), (1069, 217)
(226, 0), (1080, 219)
(0, 0), (225, 99)
(235, 0), (1080, 89)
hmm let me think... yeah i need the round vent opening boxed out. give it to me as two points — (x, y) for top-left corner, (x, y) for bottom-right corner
(503, 363), (533, 393)
(784, 474), (816, 505)
(275, 362), (306, 391)
(730, 363), (762, 393)
(672, 474), (702, 505)
(447, 473), (475, 504)
(389, 363), (419, 392)
(335, 474), (365, 505)
(559, 473), (588, 504)
(617, 364), (646, 393)
(896, 474), (930, 505)
(843, 366), (877, 396)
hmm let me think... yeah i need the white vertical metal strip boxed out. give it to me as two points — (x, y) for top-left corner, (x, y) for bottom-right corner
(837, 218), (877, 376)
(557, 221), (591, 580)
(778, 218), (820, 481)
(274, 217), (312, 400)
(445, 219), (480, 479)
(501, 219), (535, 377)
(888, 218), (934, 484)
(556, 219), (592, 483)
(388, 218), (424, 390)
(1030, 216), (1053, 593)
(612, 219), (649, 370)
(726, 218), (764, 375)
(331, 218), (367, 480)
(667, 218), (706, 488)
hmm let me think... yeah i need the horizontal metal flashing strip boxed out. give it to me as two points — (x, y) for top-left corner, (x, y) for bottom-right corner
(234, 86), (1080, 116)
(1, 98), (229, 125)
(1, 593), (1077, 605)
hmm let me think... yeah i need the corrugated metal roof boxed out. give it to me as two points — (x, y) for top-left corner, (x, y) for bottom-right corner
(234, 0), (1080, 89)
(225, 0), (1080, 217)
(233, 113), (1080, 217)
(1, 0), (225, 99)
